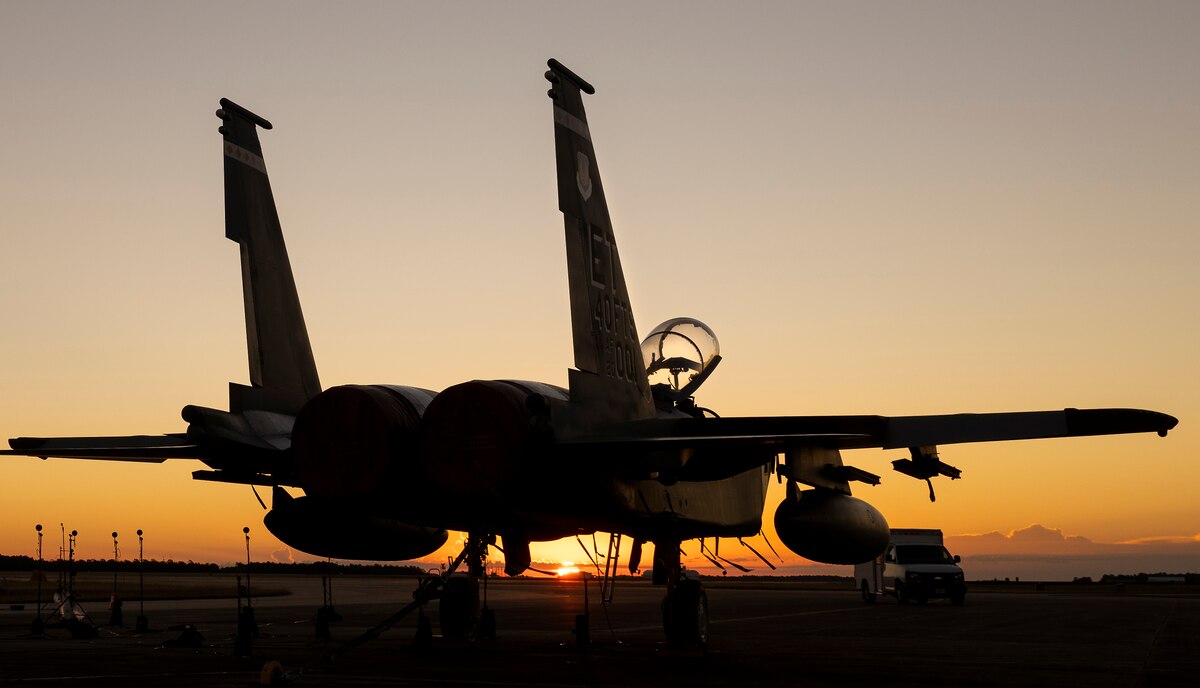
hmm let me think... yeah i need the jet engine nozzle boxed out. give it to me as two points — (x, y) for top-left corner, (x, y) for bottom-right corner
(291, 384), (435, 499)
(419, 380), (545, 499)
(773, 489), (890, 565)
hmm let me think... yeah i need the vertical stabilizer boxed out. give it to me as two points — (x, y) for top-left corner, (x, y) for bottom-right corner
(545, 60), (654, 427)
(216, 99), (321, 415)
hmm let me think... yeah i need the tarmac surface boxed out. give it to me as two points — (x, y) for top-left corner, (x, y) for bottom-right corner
(1, 574), (1196, 687)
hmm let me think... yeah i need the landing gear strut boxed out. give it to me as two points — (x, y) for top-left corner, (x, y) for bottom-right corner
(663, 577), (708, 648)
(437, 533), (491, 642)
(654, 540), (709, 649)
(260, 535), (494, 682)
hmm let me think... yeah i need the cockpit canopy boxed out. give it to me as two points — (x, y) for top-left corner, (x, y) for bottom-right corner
(640, 317), (721, 395)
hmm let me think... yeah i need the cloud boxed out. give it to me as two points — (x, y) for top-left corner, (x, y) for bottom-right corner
(944, 524), (1200, 580)
(270, 547), (295, 563)
(947, 524), (1200, 555)
(1008, 524), (1091, 545)
(1118, 534), (1200, 545)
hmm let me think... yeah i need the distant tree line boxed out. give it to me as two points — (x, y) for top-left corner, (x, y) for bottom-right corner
(1, 554), (218, 573)
(1098, 572), (1200, 584)
(709, 574), (854, 582)
(1070, 572), (1199, 584)
(0, 554), (425, 576)
(221, 561), (428, 576)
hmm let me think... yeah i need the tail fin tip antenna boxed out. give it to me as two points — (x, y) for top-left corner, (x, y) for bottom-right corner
(546, 59), (595, 95)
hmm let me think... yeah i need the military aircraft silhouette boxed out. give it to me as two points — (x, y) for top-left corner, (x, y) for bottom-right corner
(3, 59), (1177, 646)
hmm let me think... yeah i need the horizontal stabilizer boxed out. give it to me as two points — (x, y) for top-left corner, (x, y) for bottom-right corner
(2, 434), (198, 461)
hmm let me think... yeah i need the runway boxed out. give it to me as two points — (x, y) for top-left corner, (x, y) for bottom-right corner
(1, 575), (1196, 686)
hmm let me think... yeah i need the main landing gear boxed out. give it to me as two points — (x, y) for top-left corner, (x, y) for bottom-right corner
(436, 533), (494, 643)
(262, 533), (496, 681)
(654, 540), (709, 650)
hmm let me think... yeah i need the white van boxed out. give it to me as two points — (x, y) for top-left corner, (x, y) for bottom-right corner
(855, 528), (965, 605)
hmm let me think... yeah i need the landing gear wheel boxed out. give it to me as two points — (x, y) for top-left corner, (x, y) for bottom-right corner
(662, 579), (708, 649)
(478, 607), (496, 641)
(896, 581), (909, 605)
(438, 575), (479, 642)
(861, 581), (875, 604)
(259, 660), (284, 685)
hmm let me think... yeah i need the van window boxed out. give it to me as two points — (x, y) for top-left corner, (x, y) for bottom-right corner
(894, 545), (955, 565)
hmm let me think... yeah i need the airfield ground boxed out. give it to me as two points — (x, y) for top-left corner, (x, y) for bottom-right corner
(1, 573), (1196, 687)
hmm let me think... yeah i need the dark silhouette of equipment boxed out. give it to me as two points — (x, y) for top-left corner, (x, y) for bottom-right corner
(107, 531), (123, 627)
(135, 529), (148, 632)
(162, 624), (205, 648)
(573, 573), (591, 650)
(315, 560), (341, 642)
(235, 527), (257, 657)
(31, 524), (44, 636)
(46, 528), (95, 636)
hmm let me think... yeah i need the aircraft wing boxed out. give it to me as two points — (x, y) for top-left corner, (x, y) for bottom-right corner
(864, 407), (1175, 449)
(561, 407), (1176, 482)
(1, 434), (201, 461)
(593, 407), (1177, 450)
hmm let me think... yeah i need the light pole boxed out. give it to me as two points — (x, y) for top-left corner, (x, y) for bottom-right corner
(67, 530), (77, 599)
(136, 529), (148, 632)
(235, 526), (257, 656)
(108, 531), (122, 626)
(32, 524), (44, 635)
(243, 526), (251, 605)
(111, 532), (119, 592)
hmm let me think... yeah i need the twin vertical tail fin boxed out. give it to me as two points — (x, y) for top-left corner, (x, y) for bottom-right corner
(546, 60), (655, 428)
(216, 99), (321, 415)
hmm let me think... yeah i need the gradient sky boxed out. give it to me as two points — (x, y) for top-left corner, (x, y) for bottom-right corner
(2, 2), (1196, 580)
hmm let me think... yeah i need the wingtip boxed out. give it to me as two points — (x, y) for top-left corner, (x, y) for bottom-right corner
(1157, 412), (1179, 437)
(1063, 408), (1179, 438)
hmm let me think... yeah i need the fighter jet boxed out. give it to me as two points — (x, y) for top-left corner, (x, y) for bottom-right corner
(3, 59), (1176, 647)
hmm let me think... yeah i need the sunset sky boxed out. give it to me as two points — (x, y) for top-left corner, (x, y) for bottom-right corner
(2, 2), (1196, 581)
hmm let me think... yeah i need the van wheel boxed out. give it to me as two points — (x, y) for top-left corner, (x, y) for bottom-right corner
(951, 592), (966, 606)
(896, 581), (909, 605)
(861, 581), (875, 604)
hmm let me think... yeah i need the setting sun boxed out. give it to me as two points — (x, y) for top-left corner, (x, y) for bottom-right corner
(555, 562), (582, 578)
